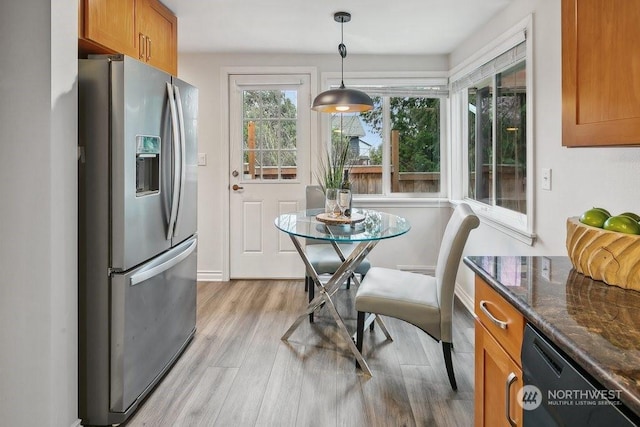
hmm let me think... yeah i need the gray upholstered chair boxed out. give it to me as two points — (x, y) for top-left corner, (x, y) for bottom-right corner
(305, 185), (371, 318)
(354, 203), (479, 390)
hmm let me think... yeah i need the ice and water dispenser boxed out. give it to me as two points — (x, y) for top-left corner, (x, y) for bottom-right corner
(136, 135), (161, 196)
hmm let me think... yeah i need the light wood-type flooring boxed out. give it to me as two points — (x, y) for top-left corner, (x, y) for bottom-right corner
(123, 279), (475, 427)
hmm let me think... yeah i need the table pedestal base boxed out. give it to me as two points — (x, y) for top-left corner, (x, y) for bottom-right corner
(281, 236), (376, 376)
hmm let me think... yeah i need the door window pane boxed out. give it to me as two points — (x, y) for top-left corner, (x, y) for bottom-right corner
(242, 89), (298, 180)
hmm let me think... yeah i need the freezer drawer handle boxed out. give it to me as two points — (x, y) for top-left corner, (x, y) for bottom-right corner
(129, 239), (197, 286)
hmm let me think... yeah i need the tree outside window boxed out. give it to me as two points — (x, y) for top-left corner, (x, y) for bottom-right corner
(343, 95), (442, 195)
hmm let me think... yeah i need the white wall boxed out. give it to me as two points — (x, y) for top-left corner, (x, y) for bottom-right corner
(0, 1), (78, 426)
(177, 53), (452, 279)
(452, 0), (640, 299)
(182, 0), (640, 305)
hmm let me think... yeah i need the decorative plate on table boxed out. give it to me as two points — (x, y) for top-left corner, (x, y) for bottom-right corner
(315, 212), (365, 225)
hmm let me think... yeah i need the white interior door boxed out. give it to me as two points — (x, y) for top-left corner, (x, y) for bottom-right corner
(229, 74), (311, 278)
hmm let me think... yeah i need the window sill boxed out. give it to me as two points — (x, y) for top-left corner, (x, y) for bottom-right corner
(354, 197), (536, 245)
(450, 200), (536, 246)
(355, 197), (451, 209)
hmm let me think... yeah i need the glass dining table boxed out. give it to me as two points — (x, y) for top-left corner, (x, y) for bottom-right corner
(274, 208), (411, 375)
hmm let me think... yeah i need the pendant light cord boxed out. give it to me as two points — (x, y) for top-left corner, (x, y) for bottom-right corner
(338, 18), (347, 89)
(311, 11), (373, 113)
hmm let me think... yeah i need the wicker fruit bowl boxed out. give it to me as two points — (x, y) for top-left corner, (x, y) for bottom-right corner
(566, 217), (640, 291)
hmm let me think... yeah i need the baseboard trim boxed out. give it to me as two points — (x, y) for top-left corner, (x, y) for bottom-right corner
(197, 270), (224, 282)
(196, 266), (475, 314)
(454, 285), (474, 314)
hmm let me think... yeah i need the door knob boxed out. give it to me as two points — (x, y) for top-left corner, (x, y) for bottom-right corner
(232, 184), (244, 191)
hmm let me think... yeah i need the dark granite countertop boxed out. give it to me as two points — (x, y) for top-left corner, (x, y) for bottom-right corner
(464, 256), (640, 417)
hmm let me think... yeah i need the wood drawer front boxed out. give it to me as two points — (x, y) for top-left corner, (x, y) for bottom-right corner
(475, 321), (523, 427)
(474, 276), (524, 362)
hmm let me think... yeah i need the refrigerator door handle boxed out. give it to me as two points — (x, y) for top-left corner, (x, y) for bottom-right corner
(166, 82), (181, 240)
(129, 239), (197, 286)
(173, 85), (187, 237)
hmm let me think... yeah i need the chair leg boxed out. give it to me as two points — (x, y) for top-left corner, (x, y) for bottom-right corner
(308, 278), (315, 323)
(348, 272), (365, 290)
(442, 342), (457, 391)
(355, 311), (365, 369)
(304, 276), (309, 292)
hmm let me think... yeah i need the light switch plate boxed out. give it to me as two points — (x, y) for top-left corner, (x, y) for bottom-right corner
(197, 153), (207, 166)
(541, 168), (552, 191)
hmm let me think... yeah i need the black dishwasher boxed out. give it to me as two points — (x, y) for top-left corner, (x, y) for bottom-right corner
(521, 324), (639, 426)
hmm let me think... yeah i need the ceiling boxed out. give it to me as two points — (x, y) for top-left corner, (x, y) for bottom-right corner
(162, 0), (515, 55)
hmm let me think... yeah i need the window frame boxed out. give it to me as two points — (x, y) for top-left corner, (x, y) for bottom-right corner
(230, 74), (312, 184)
(317, 72), (449, 200)
(449, 15), (535, 245)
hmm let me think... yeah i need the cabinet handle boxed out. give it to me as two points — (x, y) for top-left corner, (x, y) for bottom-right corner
(505, 372), (517, 427)
(479, 300), (508, 329)
(138, 33), (146, 60)
(147, 36), (152, 61)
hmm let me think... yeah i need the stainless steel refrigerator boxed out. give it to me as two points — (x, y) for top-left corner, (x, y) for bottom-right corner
(78, 55), (198, 426)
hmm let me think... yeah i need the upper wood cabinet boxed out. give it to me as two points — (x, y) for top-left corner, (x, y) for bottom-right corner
(80, 0), (137, 58)
(136, 0), (177, 76)
(79, 0), (177, 76)
(562, 0), (640, 146)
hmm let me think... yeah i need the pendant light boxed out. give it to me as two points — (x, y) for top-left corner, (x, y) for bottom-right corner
(312, 12), (374, 113)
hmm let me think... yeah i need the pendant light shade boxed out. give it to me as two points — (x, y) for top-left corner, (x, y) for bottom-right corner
(312, 84), (374, 113)
(312, 12), (373, 113)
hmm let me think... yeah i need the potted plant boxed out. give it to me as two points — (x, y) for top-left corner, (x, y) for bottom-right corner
(316, 125), (351, 194)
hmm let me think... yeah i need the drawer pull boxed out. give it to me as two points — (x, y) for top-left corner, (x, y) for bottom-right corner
(505, 372), (518, 426)
(480, 300), (508, 329)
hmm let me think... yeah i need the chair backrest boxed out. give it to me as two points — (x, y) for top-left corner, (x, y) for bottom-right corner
(306, 185), (325, 210)
(305, 185), (325, 245)
(435, 203), (479, 342)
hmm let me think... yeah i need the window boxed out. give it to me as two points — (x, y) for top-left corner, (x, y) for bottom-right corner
(321, 77), (448, 197)
(241, 89), (298, 180)
(450, 17), (533, 242)
(229, 73), (311, 185)
(467, 60), (526, 213)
